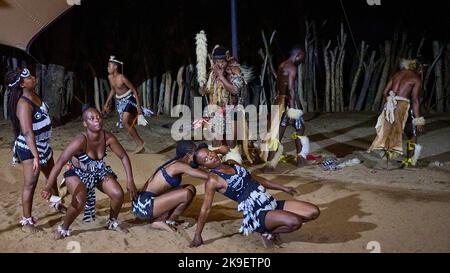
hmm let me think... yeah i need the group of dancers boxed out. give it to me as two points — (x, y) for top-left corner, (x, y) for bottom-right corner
(5, 41), (425, 247)
(5, 49), (320, 246)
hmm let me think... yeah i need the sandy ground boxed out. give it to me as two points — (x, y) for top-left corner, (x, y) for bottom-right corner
(0, 112), (449, 253)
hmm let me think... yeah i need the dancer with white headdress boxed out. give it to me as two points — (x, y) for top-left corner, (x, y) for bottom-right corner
(103, 56), (154, 154)
(5, 68), (66, 234)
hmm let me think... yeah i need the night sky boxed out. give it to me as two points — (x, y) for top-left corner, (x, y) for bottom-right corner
(5, 0), (450, 83)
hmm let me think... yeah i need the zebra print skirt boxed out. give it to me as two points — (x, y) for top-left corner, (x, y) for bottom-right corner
(237, 185), (278, 236)
(64, 166), (116, 223)
(13, 139), (53, 166)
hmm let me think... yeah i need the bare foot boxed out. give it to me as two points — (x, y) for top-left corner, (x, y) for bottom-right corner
(150, 221), (176, 232)
(272, 234), (283, 245)
(54, 230), (66, 240)
(21, 224), (42, 234)
(107, 219), (129, 233)
(260, 234), (275, 248)
(167, 220), (190, 230)
(109, 223), (129, 233)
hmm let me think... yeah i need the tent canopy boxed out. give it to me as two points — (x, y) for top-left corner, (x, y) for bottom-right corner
(0, 0), (72, 51)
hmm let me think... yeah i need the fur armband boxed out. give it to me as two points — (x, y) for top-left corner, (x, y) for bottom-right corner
(412, 117), (426, 126)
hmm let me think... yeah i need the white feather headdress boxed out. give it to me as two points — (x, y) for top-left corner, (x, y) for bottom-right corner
(109, 55), (124, 74)
(109, 55), (124, 65)
(195, 30), (208, 87)
(399, 58), (417, 70)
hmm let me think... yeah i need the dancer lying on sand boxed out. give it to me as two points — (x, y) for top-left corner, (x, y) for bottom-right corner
(6, 68), (65, 234)
(42, 107), (138, 239)
(132, 141), (209, 231)
(190, 144), (320, 247)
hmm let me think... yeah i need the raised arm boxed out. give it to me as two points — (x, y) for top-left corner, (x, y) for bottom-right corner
(42, 135), (85, 199)
(17, 100), (40, 175)
(251, 173), (297, 196)
(122, 75), (142, 114)
(214, 66), (239, 95)
(190, 176), (217, 247)
(106, 131), (137, 200)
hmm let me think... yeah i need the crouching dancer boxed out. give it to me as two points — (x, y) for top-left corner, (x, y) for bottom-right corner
(190, 144), (320, 247)
(42, 107), (138, 239)
(132, 141), (209, 231)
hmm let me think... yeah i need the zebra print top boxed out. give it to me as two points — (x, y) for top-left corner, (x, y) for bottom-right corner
(211, 164), (259, 203)
(15, 96), (52, 145)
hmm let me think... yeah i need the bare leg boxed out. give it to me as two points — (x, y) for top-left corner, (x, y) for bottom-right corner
(266, 125), (286, 164)
(123, 112), (145, 153)
(150, 187), (197, 232)
(259, 200), (319, 247)
(166, 185), (196, 224)
(56, 176), (87, 240)
(41, 158), (67, 213)
(294, 124), (307, 167)
(406, 136), (417, 161)
(20, 159), (42, 233)
(282, 200), (320, 222)
(403, 122), (417, 167)
(97, 175), (128, 233)
(260, 210), (304, 247)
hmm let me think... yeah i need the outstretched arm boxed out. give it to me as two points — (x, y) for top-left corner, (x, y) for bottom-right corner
(42, 135), (85, 199)
(191, 176), (217, 247)
(122, 75), (142, 114)
(106, 132), (137, 200)
(213, 145), (230, 155)
(251, 173), (298, 196)
(178, 162), (209, 180)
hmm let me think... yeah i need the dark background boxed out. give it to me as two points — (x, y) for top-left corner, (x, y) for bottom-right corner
(25, 0), (449, 83)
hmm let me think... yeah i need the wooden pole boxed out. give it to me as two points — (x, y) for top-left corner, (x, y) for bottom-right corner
(230, 0), (239, 61)
(373, 41), (392, 111)
(433, 41), (444, 112)
(355, 50), (376, 111)
(349, 41), (368, 111)
(330, 48), (337, 112)
(323, 41), (332, 112)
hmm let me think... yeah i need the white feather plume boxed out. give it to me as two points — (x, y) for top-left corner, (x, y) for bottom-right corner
(195, 30), (208, 87)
